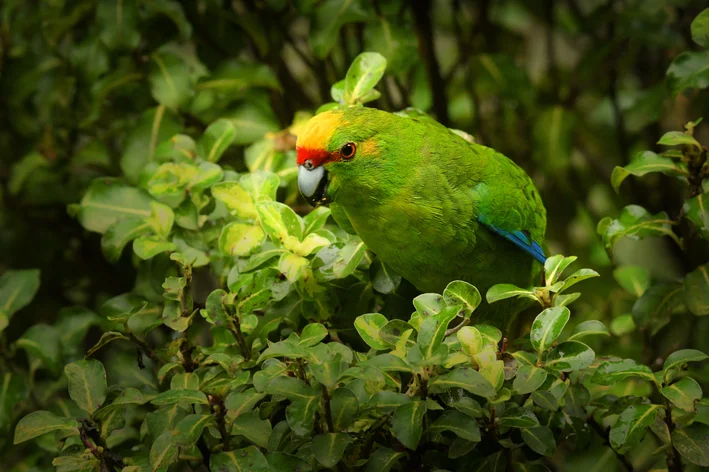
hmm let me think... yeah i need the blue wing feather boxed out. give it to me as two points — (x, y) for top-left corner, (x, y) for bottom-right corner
(477, 216), (547, 264)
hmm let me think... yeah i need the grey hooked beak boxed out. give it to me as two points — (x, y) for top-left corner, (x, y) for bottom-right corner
(297, 165), (330, 207)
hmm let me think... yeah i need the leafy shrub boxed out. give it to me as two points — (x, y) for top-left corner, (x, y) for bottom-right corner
(2, 2), (709, 471)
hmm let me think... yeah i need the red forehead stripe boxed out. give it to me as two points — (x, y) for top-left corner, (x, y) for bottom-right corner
(296, 147), (331, 167)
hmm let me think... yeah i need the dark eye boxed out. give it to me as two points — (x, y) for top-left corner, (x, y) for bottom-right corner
(340, 142), (356, 159)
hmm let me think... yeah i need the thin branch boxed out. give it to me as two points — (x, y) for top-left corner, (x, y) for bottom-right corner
(322, 385), (335, 433)
(445, 317), (470, 336)
(663, 399), (685, 472)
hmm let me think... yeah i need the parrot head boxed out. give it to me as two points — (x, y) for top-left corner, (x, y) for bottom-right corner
(296, 108), (391, 207)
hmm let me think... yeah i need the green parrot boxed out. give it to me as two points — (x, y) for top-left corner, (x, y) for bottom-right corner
(296, 107), (547, 325)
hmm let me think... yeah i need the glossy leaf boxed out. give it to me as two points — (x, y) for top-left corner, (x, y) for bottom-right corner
(684, 264), (709, 316)
(312, 433), (353, 468)
(392, 401), (425, 450)
(443, 281), (481, 318)
(530, 307), (570, 353)
(65, 360), (107, 415)
(609, 404), (662, 453)
(611, 151), (686, 193)
(521, 426), (556, 456)
(666, 50), (709, 97)
(672, 423), (709, 467)
(662, 377), (702, 411)
(545, 341), (595, 372)
(14, 411), (79, 444)
(513, 365), (548, 395)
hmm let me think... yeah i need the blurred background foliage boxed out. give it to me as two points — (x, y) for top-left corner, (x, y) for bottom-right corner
(1, 0), (709, 470)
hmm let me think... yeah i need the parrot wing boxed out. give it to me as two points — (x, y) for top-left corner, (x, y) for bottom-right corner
(468, 148), (548, 265)
(475, 214), (546, 264)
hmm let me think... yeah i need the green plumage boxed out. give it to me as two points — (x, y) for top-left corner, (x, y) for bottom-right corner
(301, 107), (547, 325)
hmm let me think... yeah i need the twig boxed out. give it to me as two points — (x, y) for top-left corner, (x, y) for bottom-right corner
(663, 399), (684, 472)
(322, 385), (335, 433)
(210, 395), (231, 452)
(445, 317), (470, 336)
(227, 313), (252, 360)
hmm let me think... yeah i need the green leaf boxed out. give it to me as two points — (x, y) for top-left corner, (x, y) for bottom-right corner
(225, 104), (280, 145)
(632, 283), (685, 335)
(692, 8), (709, 47)
(613, 266), (651, 297)
(591, 359), (656, 386)
(149, 51), (194, 110)
(13, 411), (79, 444)
(76, 178), (152, 234)
(266, 452), (312, 472)
(392, 401), (425, 450)
(298, 323), (328, 347)
(310, 0), (368, 59)
(312, 433), (353, 468)
(211, 446), (270, 472)
(428, 410), (481, 442)
(333, 240), (367, 279)
(102, 217), (151, 263)
(568, 320), (610, 341)
(371, 260), (401, 295)
(171, 373), (200, 390)
(544, 255), (577, 284)
(663, 349), (709, 371)
(443, 281), (481, 318)
(657, 131), (702, 149)
(458, 326), (484, 357)
(343, 52), (387, 105)
(413, 293), (445, 316)
(86, 331), (129, 358)
(354, 313), (390, 350)
(287, 396), (319, 436)
(683, 192), (709, 240)
(97, 0), (140, 50)
(331, 388), (359, 431)
(609, 404), (662, 453)
(0, 269), (40, 332)
(545, 341), (595, 372)
(361, 354), (412, 373)
(429, 368), (497, 398)
(684, 264), (709, 316)
(232, 411), (272, 448)
(666, 50), (709, 97)
(530, 307), (570, 353)
(310, 355), (349, 389)
(65, 360), (107, 415)
(610, 315), (636, 336)
(150, 389), (209, 406)
(133, 235), (176, 260)
(219, 222), (266, 256)
(198, 119), (236, 162)
(598, 205), (678, 252)
(257, 201), (304, 243)
(521, 426), (556, 456)
(225, 389), (265, 419)
(120, 107), (182, 183)
(364, 17), (418, 74)
(662, 377), (702, 412)
(486, 284), (538, 304)
(150, 430), (179, 469)
(365, 447), (406, 472)
(497, 407), (539, 428)
(418, 306), (459, 359)
(611, 151), (687, 193)
(174, 414), (216, 446)
(672, 423), (709, 467)
(513, 365), (548, 395)
(531, 391), (558, 410)
(15, 324), (61, 374)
